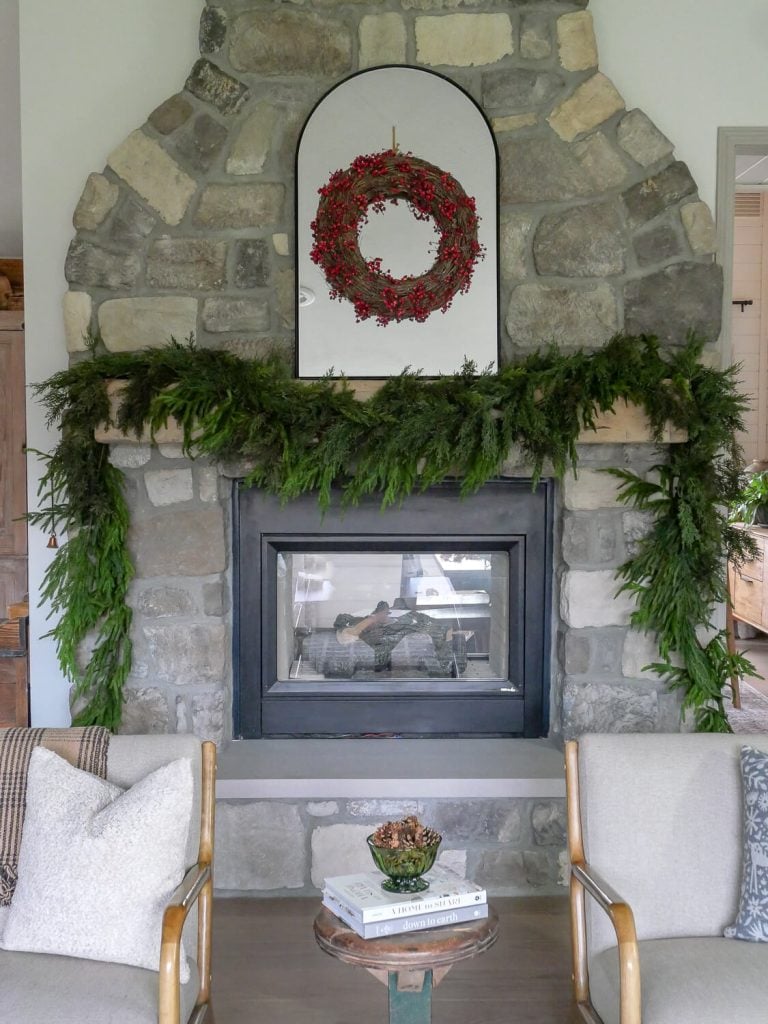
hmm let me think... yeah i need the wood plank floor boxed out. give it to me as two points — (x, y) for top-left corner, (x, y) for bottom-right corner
(210, 895), (581, 1023)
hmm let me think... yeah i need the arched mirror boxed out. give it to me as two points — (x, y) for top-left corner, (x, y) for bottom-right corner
(296, 66), (499, 378)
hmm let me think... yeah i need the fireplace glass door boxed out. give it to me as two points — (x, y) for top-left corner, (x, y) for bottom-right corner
(276, 549), (509, 687)
(235, 480), (552, 738)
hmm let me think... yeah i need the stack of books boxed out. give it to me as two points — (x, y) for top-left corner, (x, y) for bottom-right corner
(322, 863), (488, 940)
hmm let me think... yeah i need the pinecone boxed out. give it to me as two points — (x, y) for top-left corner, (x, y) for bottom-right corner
(370, 815), (441, 849)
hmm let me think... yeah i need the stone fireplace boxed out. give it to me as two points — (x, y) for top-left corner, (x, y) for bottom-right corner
(65, 0), (722, 893)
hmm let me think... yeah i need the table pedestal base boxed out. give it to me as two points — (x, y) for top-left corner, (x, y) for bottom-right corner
(388, 969), (433, 1024)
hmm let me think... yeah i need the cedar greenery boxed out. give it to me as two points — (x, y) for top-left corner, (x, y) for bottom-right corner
(28, 332), (756, 732)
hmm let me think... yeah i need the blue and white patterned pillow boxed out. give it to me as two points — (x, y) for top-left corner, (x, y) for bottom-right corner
(725, 745), (768, 942)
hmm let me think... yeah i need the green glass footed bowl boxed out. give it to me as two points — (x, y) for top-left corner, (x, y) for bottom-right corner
(366, 835), (441, 893)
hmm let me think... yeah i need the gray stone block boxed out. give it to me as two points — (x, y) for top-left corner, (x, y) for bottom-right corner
(147, 238), (227, 291)
(307, 802), (339, 818)
(195, 184), (285, 229)
(135, 585), (196, 618)
(506, 282), (618, 350)
(229, 11), (352, 77)
(482, 68), (564, 111)
(108, 199), (156, 248)
(148, 94), (193, 136)
(532, 802), (566, 846)
(429, 801), (523, 843)
(624, 261), (723, 345)
(572, 133), (629, 190)
(226, 103), (279, 175)
(346, 799), (419, 819)
(563, 632), (589, 675)
(200, 6), (227, 54)
(500, 211), (534, 281)
(144, 468), (194, 506)
(562, 679), (658, 736)
(118, 687), (170, 734)
(203, 580), (230, 617)
(108, 444), (152, 469)
(130, 507), (227, 577)
(500, 134), (593, 203)
(141, 622), (227, 686)
(617, 109), (673, 168)
(533, 201), (626, 278)
(185, 58), (249, 116)
(203, 297), (270, 333)
(560, 569), (635, 628)
(520, 16), (552, 59)
(217, 803), (306, 891)
(622, 161), (697, 228)
(65, 240), (140, 289)
(633, 219), (683, 268)
(175, 114), (228, 173)
(234, 239), (270, 289)
(191, 690), (226, 746)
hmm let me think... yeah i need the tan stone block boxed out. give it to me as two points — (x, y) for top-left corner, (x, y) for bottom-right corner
(62, 291), (92, 352)
(359, 13), (406, 69)
(73, 173), (119, 231)
(492, 113), (537, 134)
(108, 130), (196, 226)
(272, 233), (289, 257)
(226, 103), (279, 176)
(556, 11), (598, 72)
(681, 201), (717, 255)
(416, 14), (513, 68)
(548, 73), (625, 144)
(98, 296), (198, 352)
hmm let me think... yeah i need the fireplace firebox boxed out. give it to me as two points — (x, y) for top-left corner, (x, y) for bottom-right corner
(234, 480), (552, 738)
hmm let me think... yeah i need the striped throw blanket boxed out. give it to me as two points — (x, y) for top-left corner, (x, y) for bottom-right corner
(0, 727), (110, 905)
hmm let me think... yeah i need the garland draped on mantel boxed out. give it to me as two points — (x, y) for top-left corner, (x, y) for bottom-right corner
(29, 333), (755, 732)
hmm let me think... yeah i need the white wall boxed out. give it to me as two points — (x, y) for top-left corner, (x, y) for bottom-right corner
(17, 0), (768, 721)
(0, 0), (22, 255)
(19, 0), (199, 724)
(591, 0), (768, 210)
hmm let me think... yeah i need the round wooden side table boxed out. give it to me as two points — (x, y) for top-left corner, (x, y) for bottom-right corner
(313, 904), (499, 1024)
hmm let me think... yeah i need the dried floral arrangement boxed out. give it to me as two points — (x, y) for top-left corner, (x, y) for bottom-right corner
(370, 815), (442, 850)
(310, 148), (483, 325)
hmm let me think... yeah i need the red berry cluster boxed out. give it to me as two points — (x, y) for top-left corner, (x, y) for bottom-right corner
(310, 149), (484, 327)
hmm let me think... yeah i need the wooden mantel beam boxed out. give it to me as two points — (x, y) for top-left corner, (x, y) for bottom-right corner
(94, 379), (687, 447)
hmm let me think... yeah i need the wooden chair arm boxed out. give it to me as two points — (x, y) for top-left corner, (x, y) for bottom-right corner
(570, 860), (641, 1024)
(159, 862), (213, 1024)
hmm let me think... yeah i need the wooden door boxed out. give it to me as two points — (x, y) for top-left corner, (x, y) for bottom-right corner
(0, 310), (29, 725)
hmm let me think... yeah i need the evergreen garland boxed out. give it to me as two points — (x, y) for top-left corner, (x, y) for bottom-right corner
(28, 333), (756, 732)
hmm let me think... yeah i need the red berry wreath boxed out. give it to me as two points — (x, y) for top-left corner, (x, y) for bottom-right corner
(310, 149), (484, 326)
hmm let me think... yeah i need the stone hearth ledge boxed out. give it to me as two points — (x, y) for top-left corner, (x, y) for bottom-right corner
(215, 738), (565, 800)
(95, 379), (687, 446)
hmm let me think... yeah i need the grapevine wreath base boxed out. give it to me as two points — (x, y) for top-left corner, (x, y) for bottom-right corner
(310, 148), (484, 326)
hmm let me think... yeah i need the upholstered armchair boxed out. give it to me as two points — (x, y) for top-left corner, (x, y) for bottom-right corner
(0, 731), (216, 1024)
(566, 733), (768, 1024)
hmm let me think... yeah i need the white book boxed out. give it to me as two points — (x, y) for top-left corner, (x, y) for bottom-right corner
(323, 863), (487, 923)
(323, 890), (489, 940)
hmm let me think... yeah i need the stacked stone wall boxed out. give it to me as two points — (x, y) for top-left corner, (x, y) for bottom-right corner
(63, 0), (720, 893)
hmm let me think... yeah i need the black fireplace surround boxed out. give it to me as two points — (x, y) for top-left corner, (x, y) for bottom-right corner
(234, 479), (553, 738)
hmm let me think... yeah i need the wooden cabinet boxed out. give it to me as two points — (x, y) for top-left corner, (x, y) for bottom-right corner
(729, 526), (768, 632)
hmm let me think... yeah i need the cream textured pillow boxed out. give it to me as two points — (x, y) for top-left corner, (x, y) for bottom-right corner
(0, 746), (193, 981)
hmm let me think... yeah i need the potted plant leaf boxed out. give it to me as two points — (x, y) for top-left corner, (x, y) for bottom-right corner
(730, 471), (768, 526)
